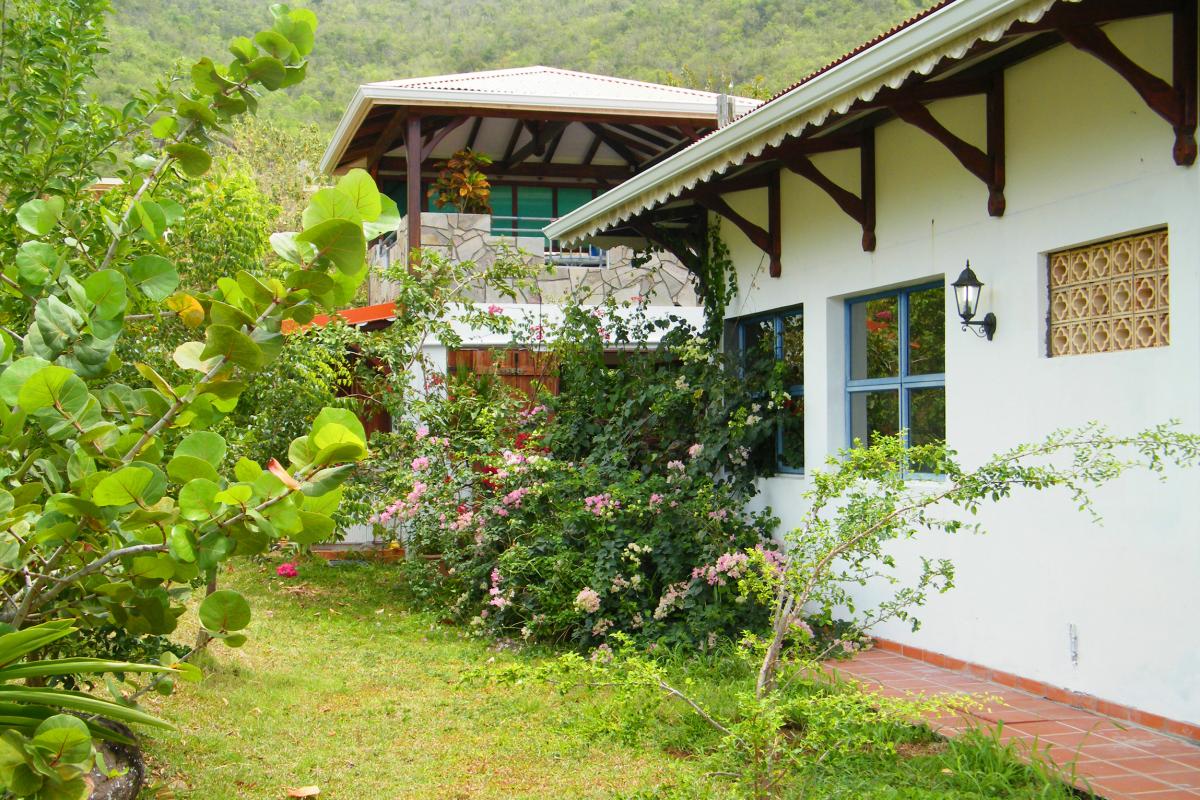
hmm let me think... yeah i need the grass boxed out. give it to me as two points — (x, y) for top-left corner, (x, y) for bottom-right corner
(137, 558), (1083, 799)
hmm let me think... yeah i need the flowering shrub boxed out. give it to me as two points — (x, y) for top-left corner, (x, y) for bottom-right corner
(354, 298), (793, 649)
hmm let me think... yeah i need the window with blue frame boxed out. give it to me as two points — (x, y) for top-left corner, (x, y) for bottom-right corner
(846, 283), (945, 466)
(738, 307), (804, 473)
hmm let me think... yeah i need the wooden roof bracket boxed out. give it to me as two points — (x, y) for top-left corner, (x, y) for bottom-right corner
(1056, 0), (1197, 166)
(888, 72), (1006, 216)
(694, 180), (782, 277)
(776, 128), (877, 251)
(629, 218), (708, 294)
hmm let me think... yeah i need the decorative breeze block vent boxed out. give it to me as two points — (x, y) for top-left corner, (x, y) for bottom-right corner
(1048, 229), (1169, 357)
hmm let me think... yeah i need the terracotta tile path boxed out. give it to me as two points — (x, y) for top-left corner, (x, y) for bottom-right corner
(824, 649), (1200, 799)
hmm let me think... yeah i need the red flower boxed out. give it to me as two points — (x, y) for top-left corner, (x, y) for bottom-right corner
(277, 562), (299, 578)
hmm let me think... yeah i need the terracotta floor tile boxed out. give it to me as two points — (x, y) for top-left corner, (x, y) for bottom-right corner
(822, 649), (1200, 800)
(1089, 773), (1176, 794)
(1107, 756), (1192, 775)
(1156, 770), (1200, 790)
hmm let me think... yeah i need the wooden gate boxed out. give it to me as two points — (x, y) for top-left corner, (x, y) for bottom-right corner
(447, 348), (559, 402)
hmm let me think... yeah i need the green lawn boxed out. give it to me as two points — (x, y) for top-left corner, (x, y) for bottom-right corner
(138, 559), (1078, 800)
(139, 559), (706, 799)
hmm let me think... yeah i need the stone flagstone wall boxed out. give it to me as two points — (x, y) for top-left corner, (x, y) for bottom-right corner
(368, 212), (699, 307)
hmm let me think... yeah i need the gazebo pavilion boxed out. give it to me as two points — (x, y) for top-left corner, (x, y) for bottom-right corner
(318, 66), (760, 262)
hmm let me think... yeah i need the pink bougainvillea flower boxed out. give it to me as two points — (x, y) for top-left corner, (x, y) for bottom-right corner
(415, 425), (429, 439)
(487, 304), (504, 315)
(411, 456), (430, 471)
(277, 562), (299, 578)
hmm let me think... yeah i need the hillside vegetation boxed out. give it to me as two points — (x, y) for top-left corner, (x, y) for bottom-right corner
(100, 0), (933, 130)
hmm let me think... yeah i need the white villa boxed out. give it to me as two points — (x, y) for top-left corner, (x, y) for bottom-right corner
(547, 0), (1200, 736)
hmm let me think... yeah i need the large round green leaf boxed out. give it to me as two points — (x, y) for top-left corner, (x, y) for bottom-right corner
(93, 466), (165, 507)
(245, 56), (286, 90)
(311, 407), (366, 446)
(334, 169), (381, 222)
(301, 187), (362, 229)
(165, 143), (212, 177)
(0, 358), (50, 406)
(129, 255), (180, 302)
(175, 431), (227, 466)
(17, 366), (87, 413)
(83, 270), (128, 320)
(199, 589), (251, 633)
(179, 478), (221, 521)
(16, 196), (64, 236)
(291, 511), (335, 545)
(295, 218), (365, 275)
(173, 341), (220, 374)
(199, 325), (265, 370)
(32, 714), (92, 766)
(16, 241), (58, 286)
(166, 455), (219, 484)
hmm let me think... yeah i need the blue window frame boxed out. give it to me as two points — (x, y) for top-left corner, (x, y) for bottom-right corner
(737, 307), (804, 473)
(845, 282), (946, 464)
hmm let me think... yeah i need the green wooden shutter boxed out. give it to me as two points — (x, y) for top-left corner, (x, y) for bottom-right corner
(516, 186), (553, 234)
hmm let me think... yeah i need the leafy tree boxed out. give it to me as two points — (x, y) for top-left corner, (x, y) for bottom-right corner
(0, 0), (388, 722)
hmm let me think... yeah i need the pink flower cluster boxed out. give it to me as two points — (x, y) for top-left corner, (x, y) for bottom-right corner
(411, 456), (430, 471)
(487, 304), (504, 315)
(648, 493), (664, 507)
(756, 544), (786, 575)
(276, 562), (298, 578)
(502, 486), (531, 507)
(653, 580), (692, 620)
(517, 404), (547, 424)
(575, 587), (602, 613)
(374, 481), (427, 524)
(583, 493), (620, 516)
(693, 551), (750, 586)
(687, 443), (704, 458)
(488, 567), (509, 608)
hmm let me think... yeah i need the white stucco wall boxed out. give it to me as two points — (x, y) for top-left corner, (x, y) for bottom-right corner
(720, 15), (1200, 724)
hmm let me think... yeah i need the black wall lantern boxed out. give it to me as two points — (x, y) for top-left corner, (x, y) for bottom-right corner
(951, 261), (997, 340)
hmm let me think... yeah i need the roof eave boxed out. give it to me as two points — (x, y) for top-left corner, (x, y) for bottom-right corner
(319, 86), (371, 174)
(545, 0), (1063, 243)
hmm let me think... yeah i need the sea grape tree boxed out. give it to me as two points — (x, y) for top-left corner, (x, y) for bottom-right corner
(0, 1), (386, 648)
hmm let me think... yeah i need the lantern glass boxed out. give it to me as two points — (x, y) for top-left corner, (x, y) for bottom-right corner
(951, 263), (983, 322)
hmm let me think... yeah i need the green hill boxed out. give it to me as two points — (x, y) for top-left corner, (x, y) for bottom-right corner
(100, 0), (932, 130)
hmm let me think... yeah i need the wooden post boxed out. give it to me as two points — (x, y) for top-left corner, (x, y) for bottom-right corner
(406, 115), (423, 266)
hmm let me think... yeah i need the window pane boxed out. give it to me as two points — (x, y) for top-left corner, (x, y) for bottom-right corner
(740, 318), (775, 373)
(779, 394), (804, 471)
(781, 313), (803, 389)
(907, 286), (945, 375)
(849, 296), (899, 380)
(908, 387), (946, 472)
(849, 390), (899, 447)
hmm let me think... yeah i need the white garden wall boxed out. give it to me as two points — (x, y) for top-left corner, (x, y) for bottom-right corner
(721, 15), (1200, 725)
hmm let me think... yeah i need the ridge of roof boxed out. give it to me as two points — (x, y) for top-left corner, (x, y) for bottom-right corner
(365, 65), (755, 103)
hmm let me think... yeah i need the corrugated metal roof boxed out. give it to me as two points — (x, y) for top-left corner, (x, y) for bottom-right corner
(546, 0), (1076, 244)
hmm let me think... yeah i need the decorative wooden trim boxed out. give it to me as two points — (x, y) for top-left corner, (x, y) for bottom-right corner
(420, 116), (469, 162)
(694, 191), (773, 259)
(366, 111), (408, 172)
(888, 72), (1006, 217)
(872, 638), (1200, 742)
(1057, 1), (1197, 166)
(775, 128), (877, 251)
(860, 128), (877, 252)
(542, 126), (566, 163)
(767, 169), (782, 278)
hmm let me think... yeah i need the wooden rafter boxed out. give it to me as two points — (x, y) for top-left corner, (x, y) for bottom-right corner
(542, 126), (566, 163)
(584, 123), (640, 166)
(366, 110), (408, 172)
(629, 218), (707, 292)
(405, 115), (423, 266)
(421, 116), (469, 161)
(464, 116), (483, 150)
(1056, 3), (1197, 165)
(502, 120), (524, 163)
(502, 121), (568, 167)
(582, 133), (602, 166)
(694, 182), (781, 276)
(592, 124), (658, 156)
(888, 72), (1006, 216)
(613, 123), (675, 150)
